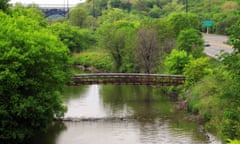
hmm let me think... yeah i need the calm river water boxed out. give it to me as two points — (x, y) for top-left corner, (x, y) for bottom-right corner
(30, 85), (222, 144)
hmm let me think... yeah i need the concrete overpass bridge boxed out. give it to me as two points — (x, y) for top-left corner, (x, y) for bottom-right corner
(68, 73), (185, 87)
(38, 4), (76, 18)
(10, 3), (77, 18)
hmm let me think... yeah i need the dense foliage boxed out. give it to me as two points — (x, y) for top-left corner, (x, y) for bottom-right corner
(164, 49), (192, 75)
(168, 12), (200, 36)
(73, 51), (113, 72)
(0, 0), (9, 12)
(11, 4), (47, 27)
(220, 53), (240, 139)
(228, 139), (240, 144)
(69, 7), (88, 27)
(0, 10), (70, 143)
(49, 22), (97, 52)
(183, 57), (212, 87)
(177, 28), (204, 58)
(98, 19), (138, 72)
(2, 0), (240, 142)
(228, 20), (240, 53)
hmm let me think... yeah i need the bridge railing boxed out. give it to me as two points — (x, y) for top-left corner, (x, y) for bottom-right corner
(69, 73), (185, 86)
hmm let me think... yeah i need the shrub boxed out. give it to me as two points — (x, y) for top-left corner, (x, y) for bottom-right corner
(177, 28), (204, 58)
(164, 49), (192, 74)
(73, 51), (114, 72)
(184, 57), (212, 87)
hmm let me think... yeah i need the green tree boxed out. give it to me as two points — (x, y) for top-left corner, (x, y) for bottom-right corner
(148, 5), (161, 18)
(98, 20), (139, 72)
(84, 0), (108, 17)
(49, 22), (97, 52)
(133, 0), (149, 13)
(154, 18), (176, 54)
(220, 53), (240, 139)
(168, 12), (199, 36)
(203, 0), (224, 13)
(183, 57), (212, 87)
(0, 0), (9, 12)
(164, 49), (192, 74)
(84, 15), (98, 29)
(213, 11), (239, 35)
(11, 3), (47, 27)
(97, 8), (139, 25)
(69, 7), (88, 27)
(158, 0), (184, 18)
(228, 20), (240, 53)
(177, 28), (204, 58)
(0, 11), (70, 142)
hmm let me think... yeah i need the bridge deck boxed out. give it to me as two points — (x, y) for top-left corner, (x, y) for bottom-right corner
(69, 73), (185, 86)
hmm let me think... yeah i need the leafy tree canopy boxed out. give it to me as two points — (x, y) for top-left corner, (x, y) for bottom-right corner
(168, 12), (199, 36)
(69, 7), (88, 27)
(228, 20), (240, 53)
(10, 3), (47, 27)
(97, 8), (139, 25)
(98, 20), (139, 72)
(0, 11), (70, 142)
(177, 28), (204, 58)
(164, 49), (192, 75)
(49, 22), (97, 53)
(0, 0), (9, 12)
(184, 57), (212, 87)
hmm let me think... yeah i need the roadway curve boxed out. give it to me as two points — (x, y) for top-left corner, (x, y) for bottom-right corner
(203, 34), (234, 59)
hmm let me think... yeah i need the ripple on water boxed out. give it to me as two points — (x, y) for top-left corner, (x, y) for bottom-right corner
(33, 85), (222, 144)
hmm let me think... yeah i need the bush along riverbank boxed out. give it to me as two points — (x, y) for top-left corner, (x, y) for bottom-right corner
(72, 51), (114, 73)
(177, 57), (240, 143)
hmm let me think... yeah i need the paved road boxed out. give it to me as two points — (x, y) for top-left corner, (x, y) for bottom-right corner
(203, 34), (233, 59)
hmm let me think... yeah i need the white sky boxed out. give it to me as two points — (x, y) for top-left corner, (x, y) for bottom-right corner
(9, 0), (85, 5)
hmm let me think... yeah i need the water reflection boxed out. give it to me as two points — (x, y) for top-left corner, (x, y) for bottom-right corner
(29, 85), (221, 144)
(63, 85), (109, 118)
(100, 85), (210, 143)
(29, 122), (67, 144)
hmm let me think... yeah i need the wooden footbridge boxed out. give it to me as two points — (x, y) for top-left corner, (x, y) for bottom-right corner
(68, 73), (185, 86)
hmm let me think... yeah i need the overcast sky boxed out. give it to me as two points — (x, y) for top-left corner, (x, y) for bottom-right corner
(9, 0), (85, 5)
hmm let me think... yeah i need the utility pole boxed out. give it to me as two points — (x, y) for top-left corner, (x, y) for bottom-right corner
(92, 0), (95, 17)
(64, 0), (69, 19)
(67, 0), (69, 19)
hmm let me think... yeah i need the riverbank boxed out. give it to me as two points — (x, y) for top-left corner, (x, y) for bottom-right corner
(176, 57), (239, 142)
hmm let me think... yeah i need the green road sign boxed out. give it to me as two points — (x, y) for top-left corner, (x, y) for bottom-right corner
(203, 20), (213, 27)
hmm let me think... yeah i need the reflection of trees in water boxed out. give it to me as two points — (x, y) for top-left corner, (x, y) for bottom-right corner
(100, 85), (173, 120)
(61, 85), (88, 101)
(100, 85), (209, 142)
(28, 122), (67, 144)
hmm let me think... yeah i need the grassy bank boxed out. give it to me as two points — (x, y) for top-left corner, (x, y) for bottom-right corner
(72, 51), (114, 73)
(180, 58), (240, 142)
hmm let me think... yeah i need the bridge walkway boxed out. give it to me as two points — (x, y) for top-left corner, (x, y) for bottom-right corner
(69, 73), (185, 86)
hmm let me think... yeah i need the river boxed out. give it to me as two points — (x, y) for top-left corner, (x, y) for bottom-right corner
(30, 85), (222, 144)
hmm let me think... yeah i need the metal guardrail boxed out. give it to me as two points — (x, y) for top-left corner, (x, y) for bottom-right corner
(68, 73), (185, 86)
